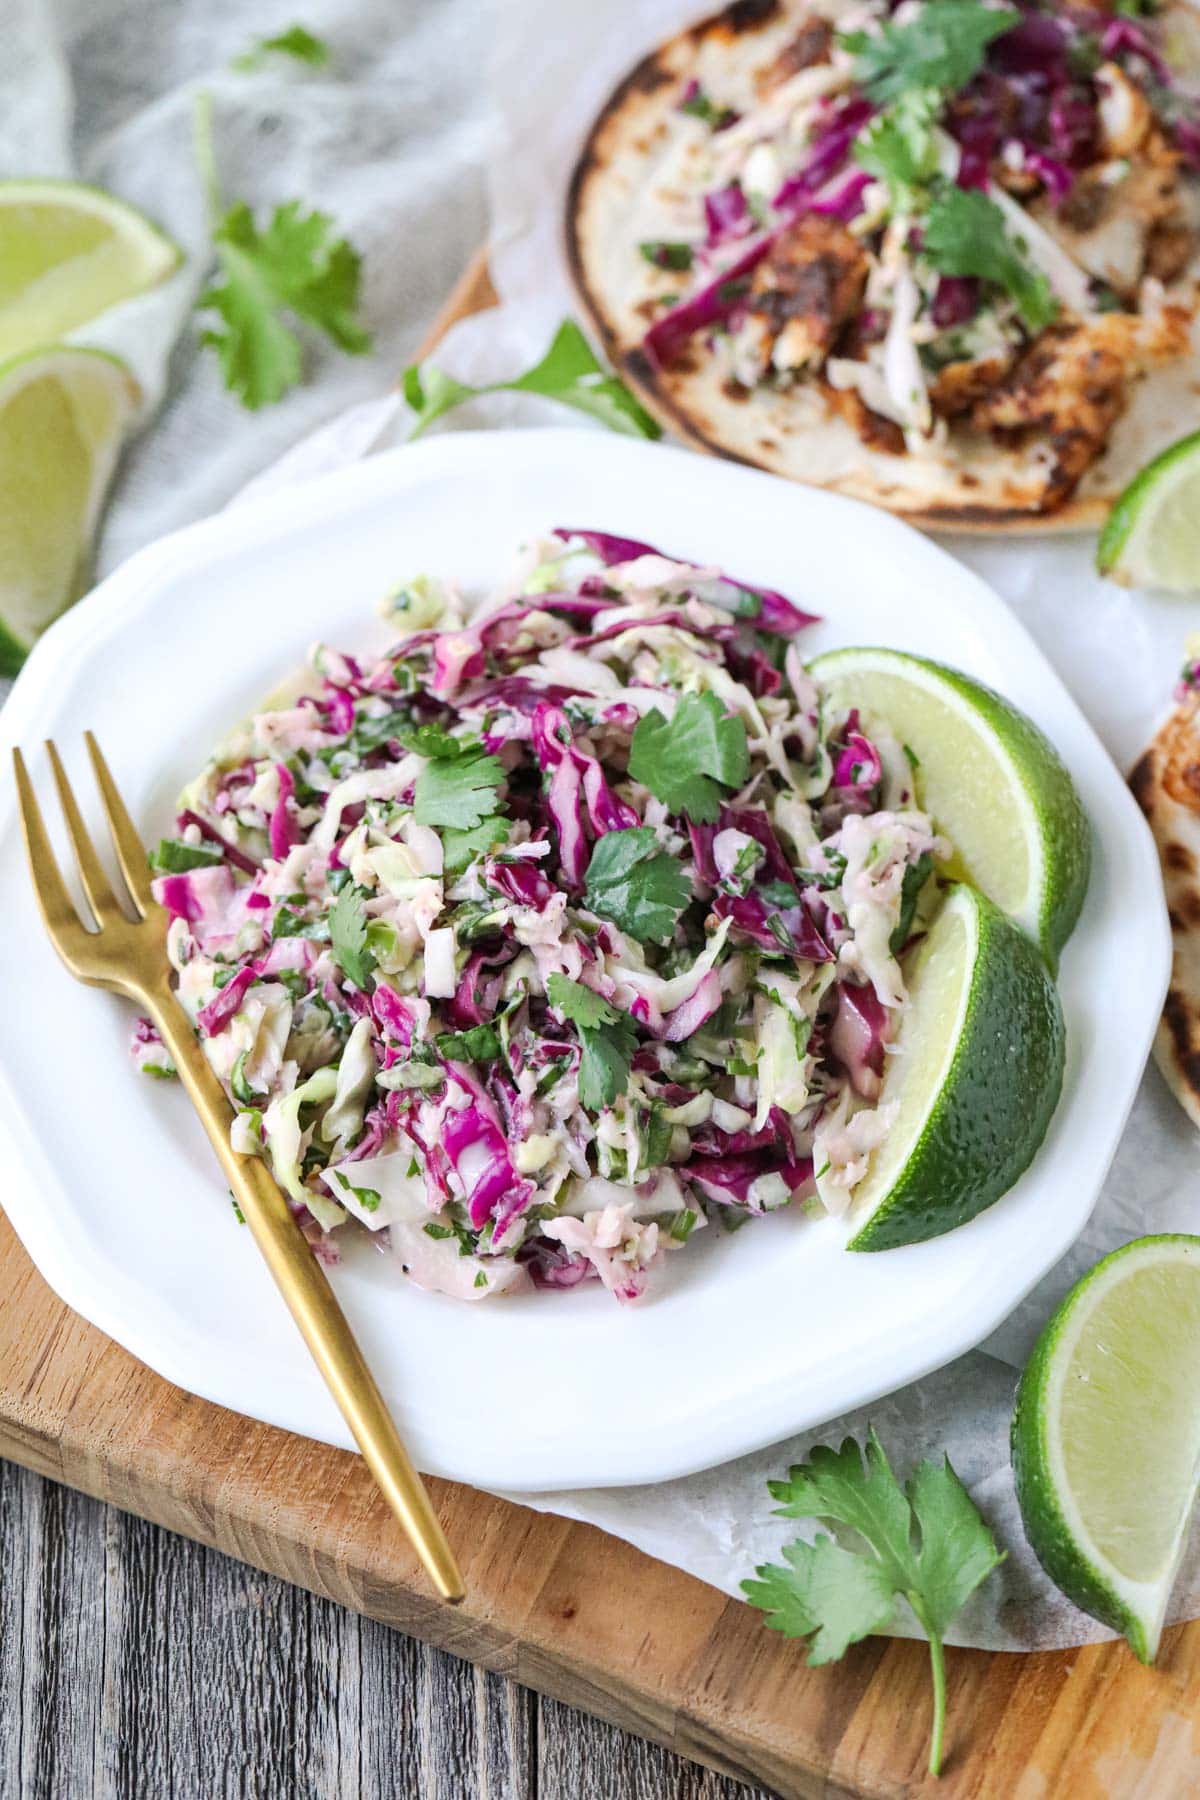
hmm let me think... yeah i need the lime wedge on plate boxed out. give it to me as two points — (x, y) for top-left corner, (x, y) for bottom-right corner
(846, 885), (1065, 1252)
(810, 647), (1090, 970)
(0, 178), (181, 362)
(1097, 429), (1200, 593)
(1012, 1236), (1200, 1662)
(0, 346), (140, 676)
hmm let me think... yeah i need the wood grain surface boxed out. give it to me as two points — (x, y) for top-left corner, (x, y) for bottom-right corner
(4, 251), (1200, 1800)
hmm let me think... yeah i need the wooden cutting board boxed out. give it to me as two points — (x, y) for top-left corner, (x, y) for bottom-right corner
(4, 251), (1200, 1800)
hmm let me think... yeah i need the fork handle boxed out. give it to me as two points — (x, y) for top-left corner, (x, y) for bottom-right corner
(145, 986), (464, 1603)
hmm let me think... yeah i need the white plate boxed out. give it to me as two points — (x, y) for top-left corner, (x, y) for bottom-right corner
(0, 430), (1169, 1492)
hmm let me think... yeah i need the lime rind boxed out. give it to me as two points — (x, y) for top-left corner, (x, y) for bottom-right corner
(810, 646), (1090, 970)
(0, 344), (140, 675)
(1012, 1235), (1200, 1662)
(1097, 429), (1200, 593)
(847, 884), (1066, 1251)
(0, 177), (182, 364)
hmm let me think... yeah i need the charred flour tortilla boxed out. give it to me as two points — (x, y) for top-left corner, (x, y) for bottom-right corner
(1131, 683), (1200, 1128)
(567, 0), (1200, 529)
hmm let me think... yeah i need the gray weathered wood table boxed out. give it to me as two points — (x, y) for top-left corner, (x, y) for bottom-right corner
(0, 1458), (771, 1799)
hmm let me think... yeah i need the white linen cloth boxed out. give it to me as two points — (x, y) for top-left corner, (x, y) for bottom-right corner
(4, 0), (1200, 1651)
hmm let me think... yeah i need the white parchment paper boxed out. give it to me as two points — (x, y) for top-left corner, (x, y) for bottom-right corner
(5, 0), (1200, 1652)
(253, 0), (1200, 1653)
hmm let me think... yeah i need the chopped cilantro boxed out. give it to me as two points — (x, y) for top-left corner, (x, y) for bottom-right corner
(332, 1169), (381, 1212)
(546, 974), (637, 1111)
(149, 838), (224, 873)
(433, 1023), (502, 1063)
(922, 185), (1058, 333)
(629, 692), (750, 823)
(328, 884), (377, 990)
(272, 906), (330, 942)
(413, 750), (504, 830)
(583, 827), (692, 945)
(853, 88), (940, 212)
(842, 2), (1016, 103)
(639, 240), (694, 272)
(890, 852), (934, 954)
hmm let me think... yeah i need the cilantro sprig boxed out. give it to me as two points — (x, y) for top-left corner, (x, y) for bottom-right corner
(402, 320), (661, 441)
(923, 185), (1058, 332)
(546, 974), (637, 1112)
(629, 692), (750, 823)
(743, 1430), (1003, 1778)
(583, 828), (692, 945)
(853, 88), (940, 213)
(193, 91), (371, 409)
(842, 1), (1015, 103)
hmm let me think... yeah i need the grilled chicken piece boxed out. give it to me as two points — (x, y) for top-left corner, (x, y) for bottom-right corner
(1096, 62), (1153, 160)
(822, 381), (906, 456)
(744, 216), (869, 376)
(971, 310), (1189, 504)
(756, 18), (832, 95)
(928, 351), (1015, 421)
(1044, 127), (1190, 297)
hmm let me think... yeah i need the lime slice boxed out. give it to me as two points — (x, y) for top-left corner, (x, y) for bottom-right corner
(810, 647), (1090, 970)
(1012, 1235), (1200, 1662)
(1097, 429), (1200, 594)
(0, 179), (181, 363)
(846, 884), (1065, 1252)
(0, 346), (141, 676)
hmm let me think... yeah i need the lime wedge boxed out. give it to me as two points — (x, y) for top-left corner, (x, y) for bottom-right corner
(0, 179), (181, 363)
(0, 346), (140, 676)
(1097, 429), (1200, 594)
(847, 884), (1065, 1251)
(810, 647), (1090, 970)
(1012, 1235), (1200, 1662)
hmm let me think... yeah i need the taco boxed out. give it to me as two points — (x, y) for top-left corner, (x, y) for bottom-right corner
(567, 0), (1200, 528)
(1131, 662), (1200, 1130)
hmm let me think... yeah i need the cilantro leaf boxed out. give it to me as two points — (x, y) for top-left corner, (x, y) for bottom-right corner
(546, 974), (637, 1110)
(584, 827), (692, 945)
(744, 1429), (1003, 1777)
(629, 692), (750, 822)
(744, 1536), (898, 1664)
(403, 320), (661, 442)
(843, 1), (1015, 102)
(232, 24), (331, 71)
(433, 1023), (502, 1063)
(192, 88), (369, 410)
(922, 185), (1058, 332)
(397, 723), (479, 760)
(440, 816), (509, 873)
(576, 1020), (637, 1112)
(149, 838), (223, 874)
(853, 88), (940, 212)
(546, 974), (619, 1030)
(198, 197), (371, 409)
(413, 751), (503, 831)
(328, 885), (377, 990)
(272, 905), (331, 942)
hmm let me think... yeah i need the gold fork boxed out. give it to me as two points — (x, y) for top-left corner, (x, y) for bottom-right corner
(12, 734), (464, 1604)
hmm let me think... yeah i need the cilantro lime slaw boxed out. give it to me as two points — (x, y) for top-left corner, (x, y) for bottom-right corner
(139, 530), (948, 1304)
